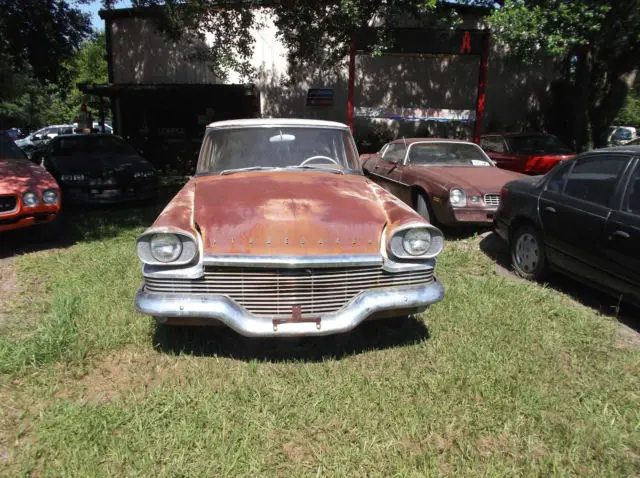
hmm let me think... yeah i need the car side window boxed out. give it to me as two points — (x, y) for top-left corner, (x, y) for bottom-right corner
(622, 165), (640, 216)
(481, 136), (505, 153)
(564, 155), (629, 207)
(545, 162), (571, 193)
(381, 143), (407, 163)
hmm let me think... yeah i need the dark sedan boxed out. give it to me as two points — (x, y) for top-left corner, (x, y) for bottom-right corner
(495, 146), (640, 305)
(39, 134), (158, 204)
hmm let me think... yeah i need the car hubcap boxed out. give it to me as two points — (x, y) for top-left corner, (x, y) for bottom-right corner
(515, 233), (540, 273)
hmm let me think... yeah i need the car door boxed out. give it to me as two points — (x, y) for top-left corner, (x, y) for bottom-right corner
(601, 158), (640, 300)
(538, 153), (632, 286)
(368, 142), (408, 199)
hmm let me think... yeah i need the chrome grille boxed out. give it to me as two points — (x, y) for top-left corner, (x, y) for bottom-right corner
(484, 194), (500, 207)
(0, 195), (17, 214)
(144, 266), (434, 317)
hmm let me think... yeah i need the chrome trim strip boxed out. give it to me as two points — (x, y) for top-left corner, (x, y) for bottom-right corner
(366, 170), (410, 187)
(135, 279), (444, 337)
(202, 254), (383, 269)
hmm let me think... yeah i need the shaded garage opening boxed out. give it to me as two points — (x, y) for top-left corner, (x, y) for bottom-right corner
(82, 83), (260, 172)
(348, 28), (490, 143)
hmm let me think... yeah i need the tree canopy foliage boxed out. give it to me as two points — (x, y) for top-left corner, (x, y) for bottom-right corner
(0, 0), (92, 89)
(486, 0), (640, 148)
(0, 33), (108, 129)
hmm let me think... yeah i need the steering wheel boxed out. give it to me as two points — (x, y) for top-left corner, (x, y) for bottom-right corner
(299, 155), (339, 166)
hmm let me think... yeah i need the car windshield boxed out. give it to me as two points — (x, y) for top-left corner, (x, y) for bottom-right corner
(196, 126), (361, 174)
(407, 142), (493, 167)
(0, 134), (26, 161)
(50, 135), (136, 156)
(507, 135), (573, 154)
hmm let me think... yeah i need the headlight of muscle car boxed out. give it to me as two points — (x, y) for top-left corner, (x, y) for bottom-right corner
(388, 224), (444, 260)
(42, 189), (59, 205)
(449, 188), (467, 207)
(22, 191), (40, 207)
(136, 231), (198, 265)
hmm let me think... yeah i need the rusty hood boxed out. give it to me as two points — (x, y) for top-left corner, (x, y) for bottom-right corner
(412, 165), (523, 195)
(191, 171), (389, 255)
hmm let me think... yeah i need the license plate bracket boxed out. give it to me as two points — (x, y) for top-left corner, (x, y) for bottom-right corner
(272, 305), (321, 331)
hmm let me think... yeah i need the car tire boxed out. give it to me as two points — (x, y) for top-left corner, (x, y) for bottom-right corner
(511, 225), (547, 280)
(415, 193), (432, 223)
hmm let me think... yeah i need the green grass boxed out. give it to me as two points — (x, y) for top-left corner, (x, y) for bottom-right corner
(1, 208), (639, 476)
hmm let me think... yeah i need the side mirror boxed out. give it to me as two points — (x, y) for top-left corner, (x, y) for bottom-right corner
(390, 159), (398, 165)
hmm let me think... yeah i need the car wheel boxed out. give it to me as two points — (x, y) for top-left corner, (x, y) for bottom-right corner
(415, 193), (432, 223)
(511, 225), (547, 280)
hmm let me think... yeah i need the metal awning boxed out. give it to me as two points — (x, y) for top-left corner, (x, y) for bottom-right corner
(78, 83), (257, 97)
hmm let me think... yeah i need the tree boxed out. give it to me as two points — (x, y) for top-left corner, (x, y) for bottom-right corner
(0, 0), (92, 91)
(0, 0), (93, 128)
(68, 32), (110, 115)
(0, 32), (108, 129)
(485, 0), (640, 150)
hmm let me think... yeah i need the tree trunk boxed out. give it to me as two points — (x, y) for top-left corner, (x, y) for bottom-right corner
(590, 69), (638, 148)
(573, 47), (593, 152)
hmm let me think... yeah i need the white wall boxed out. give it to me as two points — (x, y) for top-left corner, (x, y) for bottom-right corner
(111, 17), (216, 84)
(109, 9), (560, 136)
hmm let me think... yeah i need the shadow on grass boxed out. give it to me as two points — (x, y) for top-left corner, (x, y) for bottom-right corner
(152, 316), (430, 362)
(442, 225), (493, 241)
(479, 231), (640, 333)
(0, 179), (186, 259)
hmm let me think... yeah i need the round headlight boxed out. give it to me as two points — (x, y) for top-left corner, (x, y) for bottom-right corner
(43, 190), (59, 205)
(450, 188), (467, 207)
(22, 191), (40, 207)
(403, 228), (432, 256)
(150, 233), (183, 263)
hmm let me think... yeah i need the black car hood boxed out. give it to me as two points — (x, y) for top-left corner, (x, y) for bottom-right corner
(49, 154), (153, 176)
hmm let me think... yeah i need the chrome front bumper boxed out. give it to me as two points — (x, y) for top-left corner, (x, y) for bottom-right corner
(135, 280), (444, 337)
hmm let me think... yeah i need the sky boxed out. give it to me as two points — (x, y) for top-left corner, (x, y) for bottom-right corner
(82, 0), (132, 30)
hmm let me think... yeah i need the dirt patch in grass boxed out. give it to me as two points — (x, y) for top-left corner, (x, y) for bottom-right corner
(616, 323), (640, 349)
(0, 258), (18, 330)
(61, 350), (192, 403)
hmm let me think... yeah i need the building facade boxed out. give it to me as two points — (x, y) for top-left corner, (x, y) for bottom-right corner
(89, 6), (560, 170)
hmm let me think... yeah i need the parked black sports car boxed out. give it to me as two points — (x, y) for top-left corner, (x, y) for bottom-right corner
(38, 134), (158, 204)
(495, 146), (640, 305)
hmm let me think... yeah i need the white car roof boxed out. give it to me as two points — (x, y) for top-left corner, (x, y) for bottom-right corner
(206, 118), (350, 130)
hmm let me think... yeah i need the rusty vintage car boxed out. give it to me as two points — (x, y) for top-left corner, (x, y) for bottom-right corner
(0, 132), (61, 233)
(361, 139), (523, 226)
(135, 119), (445, 336)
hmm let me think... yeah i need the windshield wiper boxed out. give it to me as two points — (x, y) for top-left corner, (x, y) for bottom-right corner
(285, 165), (345, 174)
(219, 166), (276, 176)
